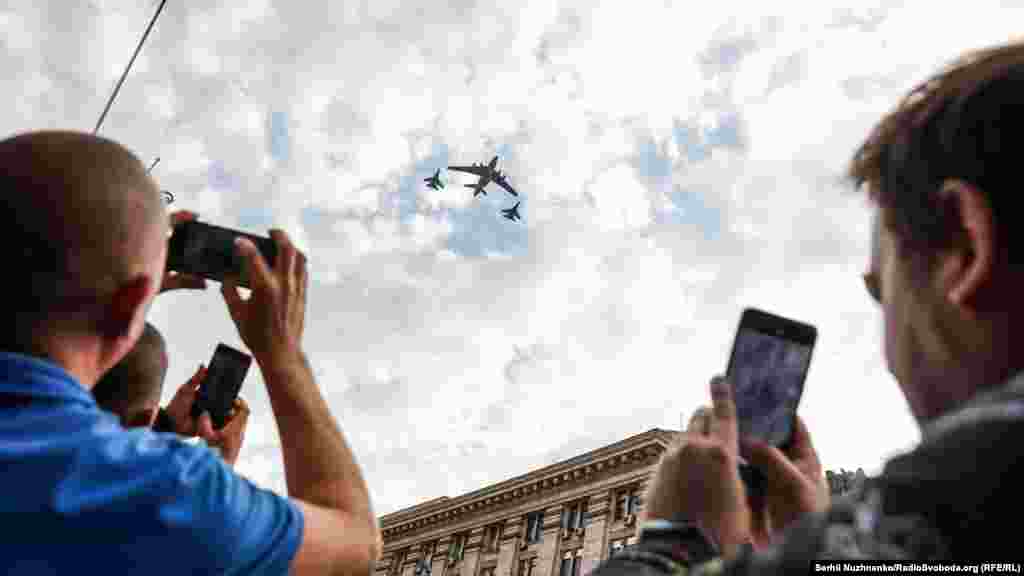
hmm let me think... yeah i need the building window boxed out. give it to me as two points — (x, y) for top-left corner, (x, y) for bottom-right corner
(559, 549), (584, 576)
(561, 500), (588, 532)
(613, 487), (640, 521)
(393, 549), (409, 576)
(448, 534), (466, 562)
(479, 567), (496, 576)
(519, 557), (537, 576)
(524, 511), (543, 543)
(421, 541), (437, 559)
(484, 524), (502, 552)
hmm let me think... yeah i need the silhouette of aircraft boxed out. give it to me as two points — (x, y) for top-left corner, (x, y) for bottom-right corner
(448, 155), (518, 198)
(501, 201), (521, 222)
(424, 168), (444, 191)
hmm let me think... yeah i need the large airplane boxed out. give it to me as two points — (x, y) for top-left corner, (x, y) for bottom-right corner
(448, 155), (518, 198)
(424, 168), (444, 191)
(501, 201), (521, 222)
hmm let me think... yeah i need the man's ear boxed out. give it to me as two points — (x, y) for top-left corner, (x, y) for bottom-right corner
(97, 274), (157, 374)
(102, 275), (155, 339)
(939, 179), (995, 308)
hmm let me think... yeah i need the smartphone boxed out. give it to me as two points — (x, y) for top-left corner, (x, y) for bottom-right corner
(190, 344), (252, 429)
(726, 308), (816, 496)
(167, 220), (277, 288)
(726, 307), (816, 448)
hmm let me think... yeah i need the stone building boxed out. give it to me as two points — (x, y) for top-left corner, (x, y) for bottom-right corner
(376, 428), (863, 576)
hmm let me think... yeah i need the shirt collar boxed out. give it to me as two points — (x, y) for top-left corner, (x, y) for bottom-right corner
(0, 351), (96, 407)
(920, 369), (1024, 442)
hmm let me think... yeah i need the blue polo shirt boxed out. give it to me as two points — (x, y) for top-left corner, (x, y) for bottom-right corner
(0, 352), (303, 574)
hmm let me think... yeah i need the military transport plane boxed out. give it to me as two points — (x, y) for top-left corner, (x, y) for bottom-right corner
(424, 168), (444, 191)
(501, 201), (521, 222)
(448, 155), (518, 198)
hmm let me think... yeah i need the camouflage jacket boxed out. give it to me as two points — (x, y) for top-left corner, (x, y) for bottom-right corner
(588, 374), (1024, 574)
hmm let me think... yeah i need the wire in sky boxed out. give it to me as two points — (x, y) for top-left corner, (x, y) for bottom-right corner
(93, 0), (170, 134)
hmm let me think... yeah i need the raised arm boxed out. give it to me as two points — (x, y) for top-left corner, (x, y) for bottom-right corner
(223, 230), (380, 575)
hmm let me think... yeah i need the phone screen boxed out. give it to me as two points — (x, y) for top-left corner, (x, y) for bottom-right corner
(191, 344), (251, 429)
(168, 221), (276, 287)
(729, 326), (813, 447)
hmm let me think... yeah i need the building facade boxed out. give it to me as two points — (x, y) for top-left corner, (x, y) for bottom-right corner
(377, 428), (863, 576)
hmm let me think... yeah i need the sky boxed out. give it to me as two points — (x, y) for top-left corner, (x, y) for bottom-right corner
(2, 0), (1022, 515)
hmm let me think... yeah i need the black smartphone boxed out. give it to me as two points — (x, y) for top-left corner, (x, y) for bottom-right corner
(726, 308), (816, 493)
(167, 220), (277, 288)
(190, 344), (252, 429)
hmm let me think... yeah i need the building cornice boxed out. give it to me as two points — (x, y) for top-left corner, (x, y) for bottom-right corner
(380, 428), (679, 541)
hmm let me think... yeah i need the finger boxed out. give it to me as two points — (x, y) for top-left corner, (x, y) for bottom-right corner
(786, 415), (820, 463)
(710, 374), (738, 446)
(235, 237), (273, 289)
(276, 231), (297, 279)
(163, 273), (208, 292)
(220, 278), (246, 325)
(741, 438), (806, 493)
(687, 407), (711, 435)
(168, 210), (198, 233)
(175, 273), (207, 290)
(170, 210), (198, 224)
(297, 250), (309, 299)
(184, 364), (206, 391)
(197, 411), (218, 440)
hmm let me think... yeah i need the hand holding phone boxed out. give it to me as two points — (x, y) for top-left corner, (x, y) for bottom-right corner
(725, 307), (826, 535)
(190, 344), (252, 429)
(167, 220), (277, 288)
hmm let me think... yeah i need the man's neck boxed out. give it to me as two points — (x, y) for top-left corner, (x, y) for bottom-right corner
(33, 335), (106, 390)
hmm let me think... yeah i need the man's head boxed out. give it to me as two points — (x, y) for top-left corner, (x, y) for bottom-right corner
(852, 40), (1024, 424)
(93, 322), (168, 428)
(0, 131), (167, 387)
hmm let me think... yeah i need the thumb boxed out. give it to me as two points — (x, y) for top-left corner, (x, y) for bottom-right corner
(710, 375), (738, 447)
(179, 365), (205, 396)
(741, 438), (805, 492)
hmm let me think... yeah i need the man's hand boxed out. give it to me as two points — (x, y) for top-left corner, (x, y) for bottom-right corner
(197, 398), (250, 467)
(221, 229), (308, 370)
(164, 365), (207, 437)
(642, 375), (751, 557)
(160, 210), (207, 293)
(741, 415), (830, 535)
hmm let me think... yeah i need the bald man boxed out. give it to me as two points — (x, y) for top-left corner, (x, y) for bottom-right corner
(0, 131), (380, 574)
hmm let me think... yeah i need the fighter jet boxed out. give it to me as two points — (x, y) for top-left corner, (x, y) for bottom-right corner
(424, 168), (444, 191)
(448, 155), (518, 198)
(501, 201), (521, 222)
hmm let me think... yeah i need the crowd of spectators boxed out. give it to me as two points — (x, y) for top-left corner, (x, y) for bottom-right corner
(2, 36), (1021, 575)
(0, 131), (381, 573)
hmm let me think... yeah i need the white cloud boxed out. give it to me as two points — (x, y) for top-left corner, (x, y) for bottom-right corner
(587, 164), (652, 231)
(10, 0), (1019, 515)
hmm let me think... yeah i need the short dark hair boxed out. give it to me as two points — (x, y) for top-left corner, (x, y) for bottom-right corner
(93, 322), (168, 415)
(848, 40), (1024, 267)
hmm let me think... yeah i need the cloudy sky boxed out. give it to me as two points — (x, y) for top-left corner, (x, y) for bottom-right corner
(3, 0), (1021, 515)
